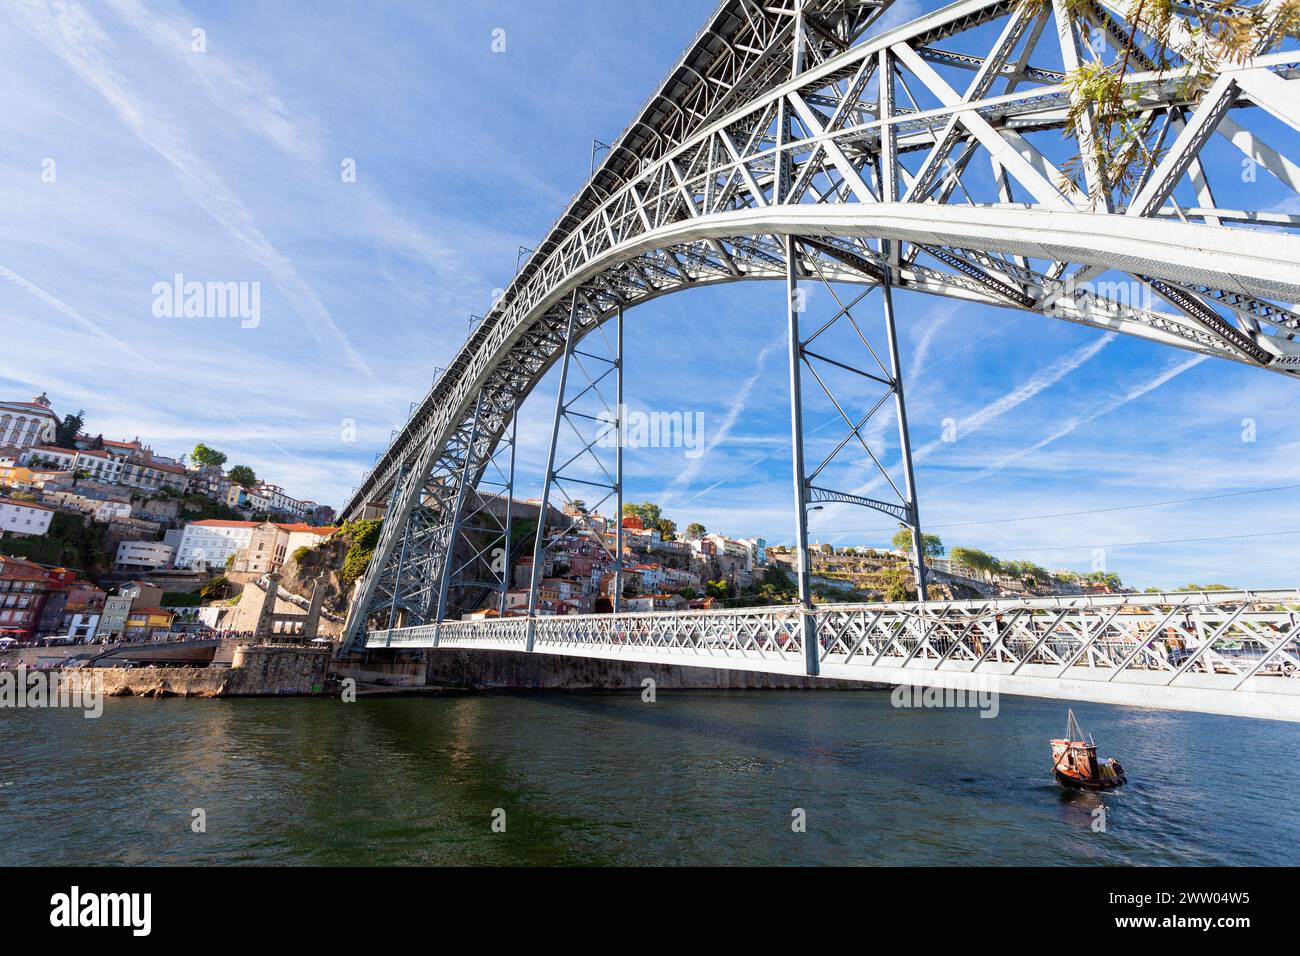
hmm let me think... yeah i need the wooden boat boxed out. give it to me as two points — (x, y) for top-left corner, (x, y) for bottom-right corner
(1050, 709), (1126, 791)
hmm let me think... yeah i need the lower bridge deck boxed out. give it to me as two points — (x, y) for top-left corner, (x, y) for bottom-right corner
(365, 590), (1300, 722)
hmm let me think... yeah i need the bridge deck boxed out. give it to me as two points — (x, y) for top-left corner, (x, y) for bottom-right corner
(364, 590), (1300, 722)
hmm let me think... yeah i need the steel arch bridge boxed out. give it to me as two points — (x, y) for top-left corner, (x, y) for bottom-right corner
(338, 0), (1300, 722)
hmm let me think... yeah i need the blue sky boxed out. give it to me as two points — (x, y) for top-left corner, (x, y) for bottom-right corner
(1, 0), (1297, 590)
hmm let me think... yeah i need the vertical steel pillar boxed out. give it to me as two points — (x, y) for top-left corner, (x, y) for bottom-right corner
(613, 303), (625, 614)
(383, 464), (409, 630)
(526, 291), (581, 651)
(785, 236), (818, 677)
(433, 392), (485, 644)
(784, 2), (817, 675)
(498, 412), (517, 617)
(877, 43), (925, 598)
(880, 254), (928, 600)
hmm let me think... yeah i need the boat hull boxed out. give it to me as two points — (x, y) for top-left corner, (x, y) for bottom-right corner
(1054, 768), (1125, 792)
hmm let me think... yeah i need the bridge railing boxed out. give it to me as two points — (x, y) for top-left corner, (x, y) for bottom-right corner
(364, 590), (1300, 696)
(813, 590), (1300, 692)
(533, 604), (805, 662)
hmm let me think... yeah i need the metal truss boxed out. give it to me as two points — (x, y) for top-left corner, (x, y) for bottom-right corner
(367, 589), (1300, 722)
(342, 0), (1300, 661)
(341, 383), (518, 649)
(440, 410), (517, 624)
(524, 293), (625, 648)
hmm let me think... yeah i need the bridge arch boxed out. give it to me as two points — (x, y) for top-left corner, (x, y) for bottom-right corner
(337, 0), (1300, 719)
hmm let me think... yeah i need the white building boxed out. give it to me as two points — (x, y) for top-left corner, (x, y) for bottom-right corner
(115, 540), (176, 570)
(281, 523), (334, 558)
(0, 498), (54, 536)
(19, 445), (124, 484)
(174, 519), (257, 569)
(67, 613), (100, 642)
(0, 393), (59, 449)
(95, 500), (133, 521)
(250, 482), (309, 518)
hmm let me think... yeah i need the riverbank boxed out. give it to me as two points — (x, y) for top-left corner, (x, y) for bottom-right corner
(56, 644), (330, 698)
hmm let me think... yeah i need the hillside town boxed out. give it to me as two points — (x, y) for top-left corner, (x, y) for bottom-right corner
(0, 390), (337, 648)
(1, 389), (1155, 651)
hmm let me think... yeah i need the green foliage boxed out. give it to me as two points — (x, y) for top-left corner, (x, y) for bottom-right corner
(291, 545), (313, 565)
(686, 522), (706, 538)
(338, 518), (383, 588)
(1051, 0), (1299, 201)
(227, 465), (257, 488)
(340, 548), (371, 588)
(1081, 569), (1124, 589)
(178, 495), (244, 522)
(0, 511), (104, 574)
(162, 591), (201, 606)
(1176, 582), (1233, 592)
(891, 528), (945, 558)
(53, 410), (84, 448)
(622, 501), (662, 526)
(191, 443), (228, 468)
(1001, 560), (1051, 586)
(950, 546), (999, 574)
(340, 518), (382, 550)
(704, 579), (732, 599)
(881, 567), (914, 603)
(621, 501), (676, 535)
(199, 576), (230, 601)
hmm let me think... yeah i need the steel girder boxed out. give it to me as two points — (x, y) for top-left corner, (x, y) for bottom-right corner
(341, 0), (1300, 650)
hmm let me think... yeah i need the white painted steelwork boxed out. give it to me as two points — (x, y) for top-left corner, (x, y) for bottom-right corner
(366, 589), (1300, 721)
(341, 0), (1300, 672)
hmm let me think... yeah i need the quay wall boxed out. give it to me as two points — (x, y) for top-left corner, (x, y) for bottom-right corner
(59, 645), (331, 698)
(418, 647), (881, 691)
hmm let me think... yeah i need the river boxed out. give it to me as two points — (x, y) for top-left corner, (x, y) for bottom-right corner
(2, 690), (1296, 865)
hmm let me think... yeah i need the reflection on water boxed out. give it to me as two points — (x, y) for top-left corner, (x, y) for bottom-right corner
(2, 690), (1296, 865)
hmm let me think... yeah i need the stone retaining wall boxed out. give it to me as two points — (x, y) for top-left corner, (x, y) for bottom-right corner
(58, 645), (330, 698)
(422, 648), (881, 691)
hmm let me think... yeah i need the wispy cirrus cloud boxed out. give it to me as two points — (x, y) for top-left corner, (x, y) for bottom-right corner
(10, 0), (374, 377)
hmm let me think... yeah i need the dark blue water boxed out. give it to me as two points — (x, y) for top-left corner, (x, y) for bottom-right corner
(1, 691), (1296, 865)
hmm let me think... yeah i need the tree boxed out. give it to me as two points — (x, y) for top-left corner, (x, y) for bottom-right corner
(950, 546), (999, 575)
(227, 465), (257, 488)
(1081, 569), (1124, 590)
(818, 543), (833, 554)
(191, 443), (228, 469)
(881, 567), (914, 602)
(622, 501), (679, 536)
(705, 579), (732, 599)
(622, 501), (662, 527)
(53, 410), (84, 449)
(891, 528), (944, 558)
(686, 522), (706, 538)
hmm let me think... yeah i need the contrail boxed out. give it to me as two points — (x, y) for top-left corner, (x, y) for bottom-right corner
(662, 333), (783, 502)
(809, 332), (1117, 533)
(968, 353), (1207, 482)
